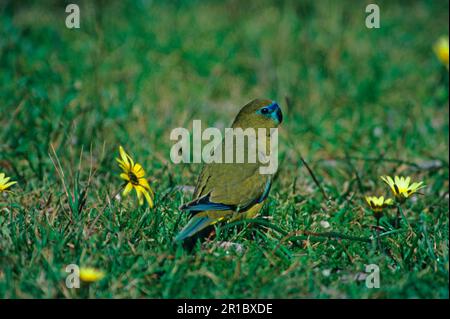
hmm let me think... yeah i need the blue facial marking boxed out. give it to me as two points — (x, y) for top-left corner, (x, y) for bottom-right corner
(256, 101), (282, 124)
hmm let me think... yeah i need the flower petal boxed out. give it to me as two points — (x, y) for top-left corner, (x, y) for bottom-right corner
(142, 188), (154, 208)
(135, 187), (143, 205)
(3, 181), (17, 189)
(133, 163), (145, 178)
(119, 146), (130, 166)
(79, 267), (105, 283)
(141, 180), (155, 197)
(123, 182), (133, 196)
(116, 158), (130, 172)
(410, 182), (425, 192)
(405, 177), (411, 188)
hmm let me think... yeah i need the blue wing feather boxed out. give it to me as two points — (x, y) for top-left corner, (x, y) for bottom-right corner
(180, 177), (271, 213)
(258, 177), (272, 203)
(180, 194), (235, 212)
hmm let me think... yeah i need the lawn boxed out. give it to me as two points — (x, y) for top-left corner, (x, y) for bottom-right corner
(0, 0), (448, 298)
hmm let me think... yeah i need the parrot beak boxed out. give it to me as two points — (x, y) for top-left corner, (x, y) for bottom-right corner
(275, 107), (283, 124)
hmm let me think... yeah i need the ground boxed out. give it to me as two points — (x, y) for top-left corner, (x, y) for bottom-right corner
(0, 0), (448, 298)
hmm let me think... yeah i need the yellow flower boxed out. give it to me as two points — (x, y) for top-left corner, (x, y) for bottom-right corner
(380, 175), (425, 203)
(365, 196), (394, 213)
(79, 267), (105, 283)
(116, 146), (154, 207)
(433, 36), (449, 70)
(0, 173), (17, 192)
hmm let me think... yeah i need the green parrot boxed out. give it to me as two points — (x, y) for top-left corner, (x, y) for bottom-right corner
(174, 98), (283, 243)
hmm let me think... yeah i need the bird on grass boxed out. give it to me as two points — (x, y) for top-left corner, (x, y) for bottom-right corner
(174, 98), (283, 244)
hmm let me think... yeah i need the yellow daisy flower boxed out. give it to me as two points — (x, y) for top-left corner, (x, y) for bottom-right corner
(116, 146), (154, 208)
(79, 267), (105, 283)
(366, 196), (393, 243)
(0, 173), (17, 193)
(380, 175), (425, 203)
(365, 196), (394, 212)
(433, 36), (449, 70)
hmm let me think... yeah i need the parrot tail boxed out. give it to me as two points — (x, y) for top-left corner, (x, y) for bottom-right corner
(174, 215), (217, 243)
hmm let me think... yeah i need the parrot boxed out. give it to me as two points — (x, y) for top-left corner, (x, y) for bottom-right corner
(174, 98), (282, 244)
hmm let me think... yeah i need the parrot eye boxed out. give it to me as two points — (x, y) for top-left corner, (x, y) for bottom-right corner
(260, 107), (269, 114)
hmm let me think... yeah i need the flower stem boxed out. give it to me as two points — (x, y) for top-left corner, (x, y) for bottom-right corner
(397, 204), (412, 230)
(395, 206), (400, 228)
(376, 218), (381, 250)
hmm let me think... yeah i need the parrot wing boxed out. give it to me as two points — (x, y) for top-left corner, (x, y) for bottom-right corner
(183, 161), (271, 213)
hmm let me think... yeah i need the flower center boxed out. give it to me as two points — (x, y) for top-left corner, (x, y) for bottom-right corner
(128, 172), (139, 185)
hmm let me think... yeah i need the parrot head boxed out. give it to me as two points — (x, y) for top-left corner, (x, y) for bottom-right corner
(231, 98), (283, 129)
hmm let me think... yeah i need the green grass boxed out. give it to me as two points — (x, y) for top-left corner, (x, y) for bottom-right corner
(0, 0), (449, 298)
